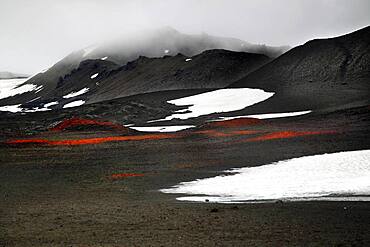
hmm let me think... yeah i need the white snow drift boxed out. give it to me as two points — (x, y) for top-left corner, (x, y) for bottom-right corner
(130, 125), (195, 132)
(150, 89), (274, 122)
(0, 78), (42, 100)
(215, 110), (312, 121)
(44, 101), (59, 108)
(161, 150), (370, 203)
(0, 100), (60, 113)
(0, 104), (24, 113)
(62, 88), (89, 99)
(63, 100), (85, 108)
(27, 96), (41, 103)
(90, 73), (99, 79)
(0, 104), (50, 113)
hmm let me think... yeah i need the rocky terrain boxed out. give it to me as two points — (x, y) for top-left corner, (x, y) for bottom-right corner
(0, 26), (369, 246)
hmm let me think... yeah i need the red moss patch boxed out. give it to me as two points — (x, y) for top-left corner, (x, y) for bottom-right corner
(194, 130), (232, 137)
(6, 134), (175, 146)
(194, 129), (260, 137)
(245, 130), (336, 142)
(6, 139), (49, 144)
(230, 130), (260, 135)
(50, 117), (127, 132)
(111, 173), (144, 179)
(206, 118), (262, 128)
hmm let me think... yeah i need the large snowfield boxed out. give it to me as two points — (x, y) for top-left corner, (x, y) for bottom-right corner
(161, 150), (370, 203)
(150, 88), (275, 122)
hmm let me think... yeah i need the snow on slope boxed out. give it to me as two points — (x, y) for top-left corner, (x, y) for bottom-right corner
(44, 101), (59, 108)
(214, 110), (312, 121)
(90, 73), (99, 79)
(0, 104), (51, 113)
(0, 78), (41, 100)
(130, 125), (195, 132)
(150, 89), (274, 122)
(62, 88), (89, 99)
(63, 100), (85, 108)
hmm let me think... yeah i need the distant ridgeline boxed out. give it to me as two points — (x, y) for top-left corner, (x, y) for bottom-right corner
(0, 71), (29, 79)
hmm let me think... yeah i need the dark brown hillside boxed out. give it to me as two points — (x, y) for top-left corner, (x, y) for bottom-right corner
(232, 26), (370, 90)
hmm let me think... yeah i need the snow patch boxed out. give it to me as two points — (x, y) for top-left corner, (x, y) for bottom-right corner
(164, 49), (170, 54)
(0, 100), (59, 113)
(0, 104), (51, 113)
(44, 101), (58, 108)
(174, 109), (189, 113)
(101, 56), (108, 60)
(34, 85), (43, 93)
(161, 150), (370, 203)
(185, 58), (192, 62)
(130, 125), (195, 132)
(0, 78), (42, 100)
(0, 104), (23, 113)
(63, 100), (85, 108)
(27, 96), (41, 103)
(62, 88), (89, 99)
(150, 89), (274, 122)
(90, 73), (99, 79)
(215, 110), (312, 121)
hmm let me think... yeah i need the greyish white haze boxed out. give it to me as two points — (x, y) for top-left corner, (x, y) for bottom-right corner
(1, 0), (369, 74)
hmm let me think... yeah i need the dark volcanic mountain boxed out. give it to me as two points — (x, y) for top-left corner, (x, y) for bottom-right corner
(73, 50), (269, 103)
(24, 27), (288, 93)
(0, 49), (270, 108)
(230, 26), (370, 111)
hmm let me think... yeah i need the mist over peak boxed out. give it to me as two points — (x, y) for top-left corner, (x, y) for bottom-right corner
(80, 27), (290, 64)
(20, 27), (290, 95)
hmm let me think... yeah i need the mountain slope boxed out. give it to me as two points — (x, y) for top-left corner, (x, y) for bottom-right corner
(230, 26), (370, 111)
(0, 50), (270, 109)
(86, 50), (270, 102)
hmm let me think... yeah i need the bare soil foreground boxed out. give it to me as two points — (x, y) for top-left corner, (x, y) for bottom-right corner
(0, 100), (369, 246)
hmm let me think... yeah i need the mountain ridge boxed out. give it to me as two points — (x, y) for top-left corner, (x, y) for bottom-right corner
(0, 49), (270, 109)
(23, 27), (289, 91)
(229, 26), (370, 111)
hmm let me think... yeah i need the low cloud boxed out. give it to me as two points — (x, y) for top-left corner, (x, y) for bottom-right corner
(1, 0), (369, 74)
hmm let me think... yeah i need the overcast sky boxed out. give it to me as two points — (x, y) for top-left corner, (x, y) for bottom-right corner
(1, 0), (369, 74)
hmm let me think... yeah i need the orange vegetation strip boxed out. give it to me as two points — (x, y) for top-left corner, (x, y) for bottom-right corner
(245, 130), (337, 142)
(206, 118), (262, 128)
(194, 129), (260, 137)
(50, 117), (125, 131)
(111, 173), (144, 179)
(6, 134), (174, 146)
(194, 130), (233, 137)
